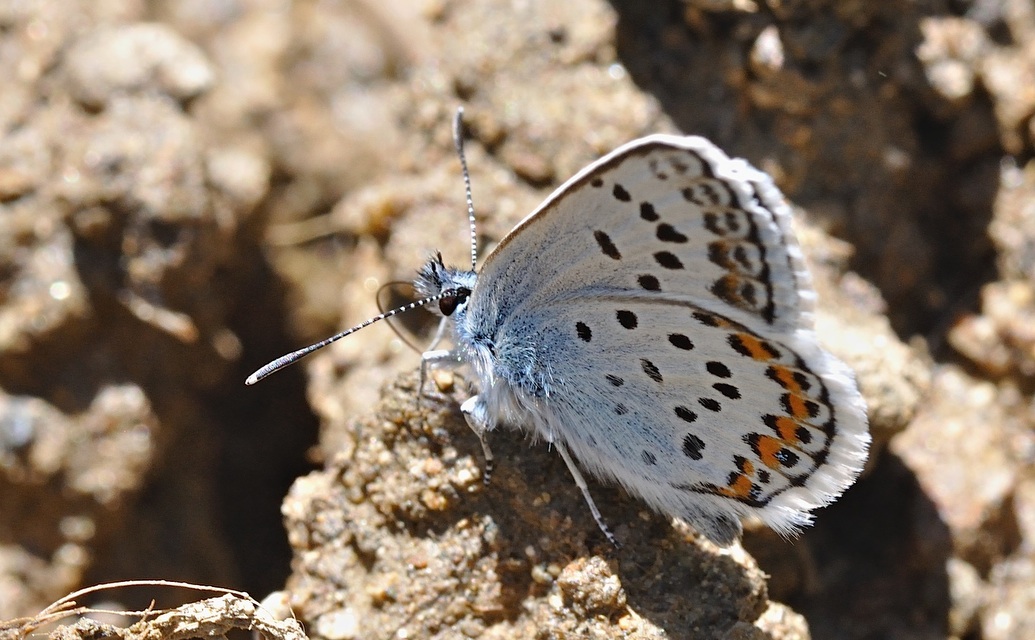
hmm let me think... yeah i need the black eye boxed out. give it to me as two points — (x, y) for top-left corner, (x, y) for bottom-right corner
(439, 294), (456, 315)
(439, 288), (470, 316)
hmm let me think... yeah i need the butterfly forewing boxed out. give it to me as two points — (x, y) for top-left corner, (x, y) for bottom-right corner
(474, 136), (814, 337)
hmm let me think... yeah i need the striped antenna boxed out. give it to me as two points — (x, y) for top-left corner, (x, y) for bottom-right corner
(248, 108), (475, 386)
(245, 290), (453, 385)
(453, 107), (479, 270)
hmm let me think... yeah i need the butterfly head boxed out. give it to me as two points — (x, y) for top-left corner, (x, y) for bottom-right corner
(415, 252), (477, 318)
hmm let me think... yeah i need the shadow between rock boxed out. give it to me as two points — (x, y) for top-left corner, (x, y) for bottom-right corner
(608, 0), (1000, 341)
(747, 453), (952, 639)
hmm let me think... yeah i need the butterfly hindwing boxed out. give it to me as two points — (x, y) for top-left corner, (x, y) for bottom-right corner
(487, 292), (867, 539)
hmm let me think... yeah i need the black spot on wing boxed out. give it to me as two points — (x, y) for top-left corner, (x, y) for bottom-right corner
(593, 230), (621, 260)
(675, 406), (697, 423)
(668, 333), (694, 350)
(713, 383), (741, 399)
(638, 274), (660, 291)
(682, 434), (705, 460)
(616, 310), (638, 329)
(575, 322), (592, 342)
(656, 223), (688, 243)
(775, 448), (799, 468)
(640, 202), (659, 221)
(641, 359), (663, 383)
(698, 397), (722, 412)
(706, 361), (731, 378)
(654, 251), (684, 269)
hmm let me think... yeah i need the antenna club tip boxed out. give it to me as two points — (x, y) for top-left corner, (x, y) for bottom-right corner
(245, 373), (260, 385)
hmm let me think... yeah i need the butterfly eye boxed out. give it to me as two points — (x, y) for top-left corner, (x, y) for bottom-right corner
(439, 288), (470, 316)
(438, 294), (457, 315)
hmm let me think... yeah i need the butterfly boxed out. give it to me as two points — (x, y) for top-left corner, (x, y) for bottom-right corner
(247, 109), (870, 547)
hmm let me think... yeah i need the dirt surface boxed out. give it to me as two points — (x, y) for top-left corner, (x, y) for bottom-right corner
(2, 0), (1035, 638)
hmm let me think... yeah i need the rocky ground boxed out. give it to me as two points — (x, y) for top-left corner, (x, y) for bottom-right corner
(2, 0), (1035, 638)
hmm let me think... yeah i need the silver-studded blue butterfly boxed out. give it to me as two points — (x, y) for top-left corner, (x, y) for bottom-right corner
(247, 109), (870, 547)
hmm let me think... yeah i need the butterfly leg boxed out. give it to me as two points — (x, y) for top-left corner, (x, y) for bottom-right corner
(426, 316), (450, 352)
(420, 349), (494, 482)
(419, 347), (462, 409)
(459, 395), (495, 486)
(554, 441), (620, 548)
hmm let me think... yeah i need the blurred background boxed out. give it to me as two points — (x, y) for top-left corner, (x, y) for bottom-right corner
(1, 1), (1034, 638)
